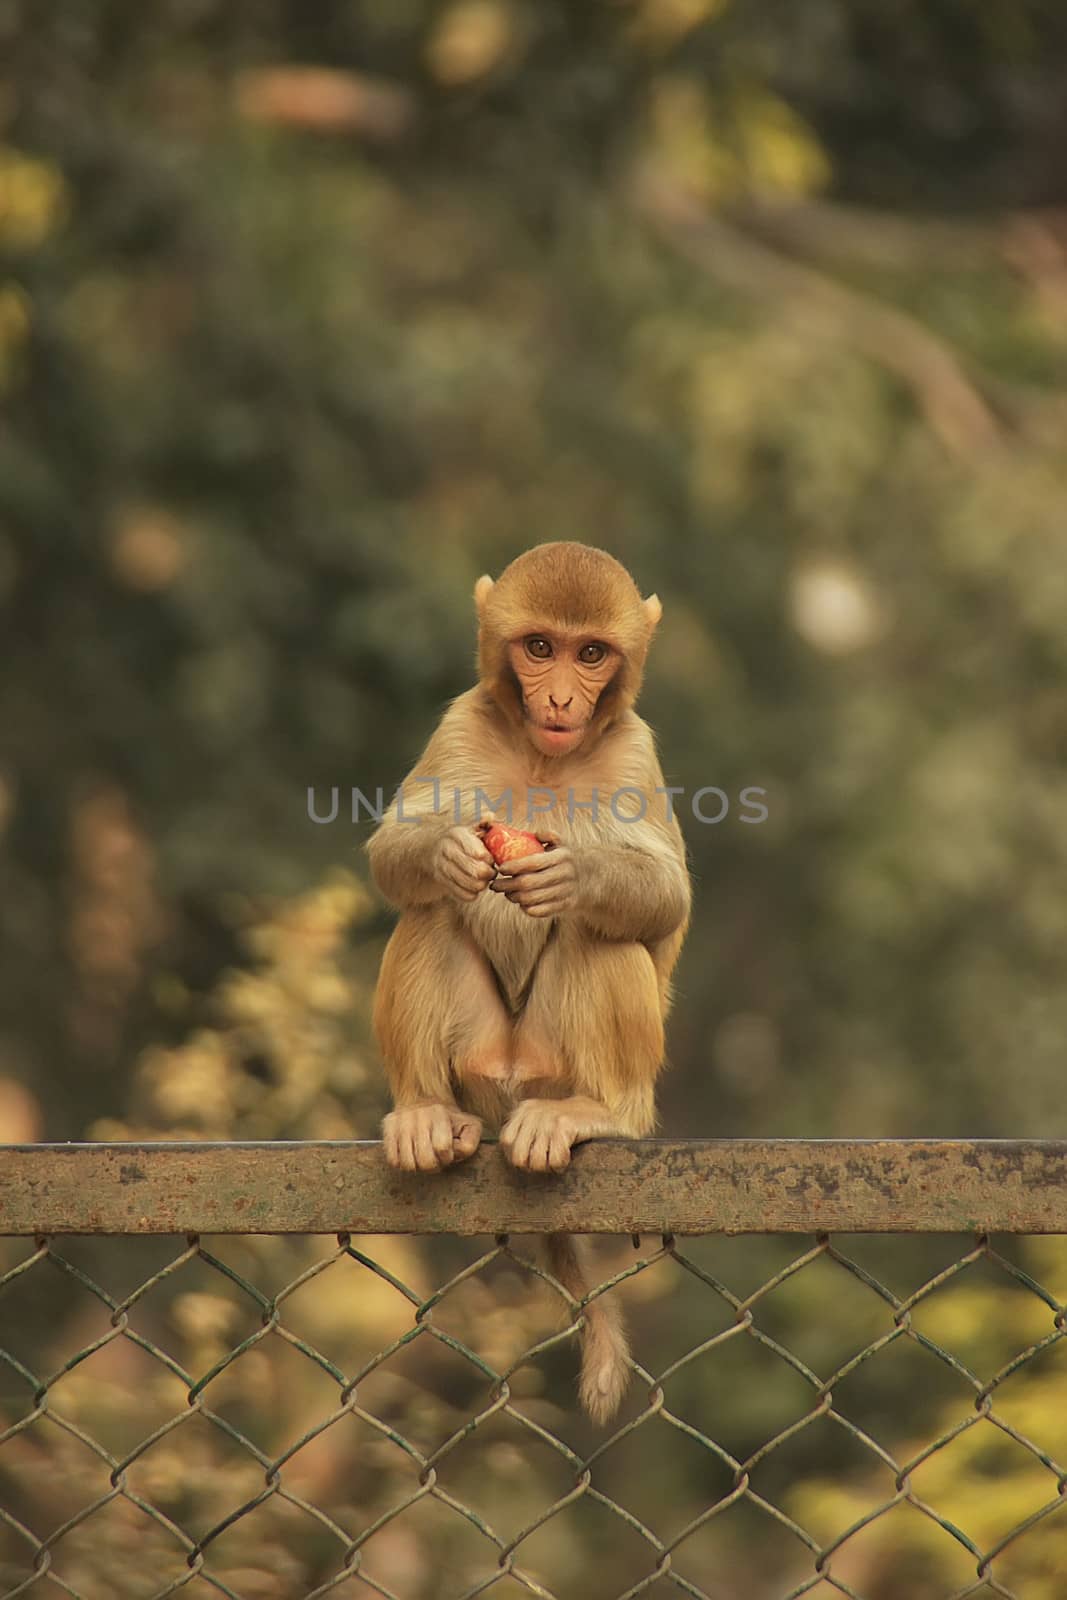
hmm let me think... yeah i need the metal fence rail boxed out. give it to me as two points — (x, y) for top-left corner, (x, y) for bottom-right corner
(1, 1140), (1066, 1600)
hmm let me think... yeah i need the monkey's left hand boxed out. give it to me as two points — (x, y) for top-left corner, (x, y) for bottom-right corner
(489, 834), (577, 918)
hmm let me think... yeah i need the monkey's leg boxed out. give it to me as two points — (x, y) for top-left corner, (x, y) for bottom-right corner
(376, 913), (516, 1171)
(501, 939), (663, 1174)
(446, 931), (517, 1132)
(449, 932), (514, 1083)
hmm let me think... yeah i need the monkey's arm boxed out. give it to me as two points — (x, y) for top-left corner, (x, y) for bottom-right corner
(575, 728), (691, 942)
(366, 698), (493, 909)
(493, 824), (689, 940)
(367, 794), (458, 908)
(575, 832), (690, 943)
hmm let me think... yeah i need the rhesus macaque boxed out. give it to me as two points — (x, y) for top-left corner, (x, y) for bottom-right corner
(367, 542), (690, 1422)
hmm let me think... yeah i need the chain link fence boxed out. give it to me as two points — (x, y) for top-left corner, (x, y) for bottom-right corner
(1, 1140), (1067, 1600)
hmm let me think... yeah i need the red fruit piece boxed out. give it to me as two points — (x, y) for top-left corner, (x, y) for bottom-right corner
(482, 823), (546, 865)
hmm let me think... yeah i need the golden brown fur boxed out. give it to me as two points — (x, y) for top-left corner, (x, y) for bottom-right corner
(367, 542), (691, 1422)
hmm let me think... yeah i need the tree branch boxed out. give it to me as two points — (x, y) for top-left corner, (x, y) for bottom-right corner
(634, 175), (1002, 457)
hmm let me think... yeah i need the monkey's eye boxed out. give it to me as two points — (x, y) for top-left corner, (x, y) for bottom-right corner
(525, 637), (552, 660)
(578, 642), (607, 665)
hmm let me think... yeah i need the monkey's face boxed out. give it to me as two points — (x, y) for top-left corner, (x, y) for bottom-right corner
(507, 634), (617, 757)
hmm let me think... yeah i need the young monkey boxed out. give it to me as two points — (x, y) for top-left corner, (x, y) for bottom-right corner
(367, 541), (690, 1421)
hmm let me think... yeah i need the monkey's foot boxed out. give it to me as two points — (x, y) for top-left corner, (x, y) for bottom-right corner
(500, 1099), (580, 1174)
(382, 1103), (483, 1172)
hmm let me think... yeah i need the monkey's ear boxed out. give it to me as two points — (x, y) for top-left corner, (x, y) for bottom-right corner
(474, 575), (495, 616)
(644, 593), (663, 632)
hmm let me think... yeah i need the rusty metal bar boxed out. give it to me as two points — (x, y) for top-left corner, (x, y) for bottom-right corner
(1, 1139), (1067, 1235)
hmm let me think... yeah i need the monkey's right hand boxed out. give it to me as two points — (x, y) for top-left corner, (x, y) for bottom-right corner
(382, 1103), (483, 1171)
(433, 825), (497, 902)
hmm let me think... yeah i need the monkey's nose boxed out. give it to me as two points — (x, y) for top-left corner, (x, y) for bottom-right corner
(549, 693), (573, 710)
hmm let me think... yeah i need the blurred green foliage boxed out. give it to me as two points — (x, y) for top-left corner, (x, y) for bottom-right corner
(2, 1), (1067, 1593)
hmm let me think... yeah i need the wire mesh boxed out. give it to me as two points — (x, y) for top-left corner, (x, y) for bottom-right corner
(2, 1167), (1067, 1597)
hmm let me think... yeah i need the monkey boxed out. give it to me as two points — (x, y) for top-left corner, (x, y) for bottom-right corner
(366, 542), (690, 1423)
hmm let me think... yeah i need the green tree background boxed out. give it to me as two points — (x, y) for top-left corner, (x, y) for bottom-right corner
(2, 2), (1067, 1595)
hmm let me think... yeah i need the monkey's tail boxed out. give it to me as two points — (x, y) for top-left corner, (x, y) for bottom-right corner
(545, 1233), (630, 1425)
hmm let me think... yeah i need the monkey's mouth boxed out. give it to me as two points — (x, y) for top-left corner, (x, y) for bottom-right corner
(535, 722), (583, 751)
